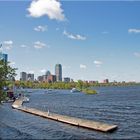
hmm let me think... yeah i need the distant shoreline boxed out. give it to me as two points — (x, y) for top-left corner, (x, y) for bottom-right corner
(7, 80), (140, 90)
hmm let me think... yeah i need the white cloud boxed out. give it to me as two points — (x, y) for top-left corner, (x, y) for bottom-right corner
(40, 69), (46, 73)
(63, 30), (86, 41)
(94, 60), (102, 65)
(3, 40), (13, 50)
(27, 0), (65, 21)
(34, 25), (47, 32)
(134, 52), (140, 57)
(34, 41), (47, 49)
(80, 64), (87, 69)
(20, 44), (28, 48)
(94, 60), (103, 67)
(128, 28), (140, 33)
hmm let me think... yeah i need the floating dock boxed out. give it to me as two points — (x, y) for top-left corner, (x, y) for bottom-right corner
(12, 97), (118, 132)
(12, 97), (23, 108)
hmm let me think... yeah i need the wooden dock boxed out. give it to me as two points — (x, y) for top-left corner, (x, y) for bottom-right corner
(12, 98), (118, 132)
(12, 97), (23, 108)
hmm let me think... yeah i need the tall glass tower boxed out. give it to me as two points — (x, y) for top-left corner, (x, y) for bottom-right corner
(0, 53), (8, 63)
(0, 44), (8, 63)
(55, 64), (62, 82)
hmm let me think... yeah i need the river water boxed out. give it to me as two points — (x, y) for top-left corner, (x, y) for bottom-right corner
(0, 86), (140, 139)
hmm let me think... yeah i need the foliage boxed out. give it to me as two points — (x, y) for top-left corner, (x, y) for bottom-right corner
(76, 80), (89, 90)
(13, 80), (140, 90)
(0, 60), (17, 103)
(14, 81), (77, 89)
(82, 88), (97, 94)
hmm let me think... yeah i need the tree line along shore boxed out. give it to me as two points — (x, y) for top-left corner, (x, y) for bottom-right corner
(8, 80), (140, 90)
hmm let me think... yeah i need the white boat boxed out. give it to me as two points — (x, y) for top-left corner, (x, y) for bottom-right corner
(23, 97), (29, 102)
(70, 88), (80, 93)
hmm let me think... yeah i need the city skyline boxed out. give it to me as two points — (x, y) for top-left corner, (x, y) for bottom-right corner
(0, 1), (140, 82)
(20, 63), (64, 83)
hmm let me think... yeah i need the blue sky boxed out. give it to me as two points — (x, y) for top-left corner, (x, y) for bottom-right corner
(0, 0), (140, 82)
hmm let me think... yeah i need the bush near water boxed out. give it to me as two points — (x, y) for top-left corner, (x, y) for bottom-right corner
(82, 88), (97, 94)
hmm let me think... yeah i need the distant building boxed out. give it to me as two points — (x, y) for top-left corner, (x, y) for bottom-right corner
(55, 64), (62, 82)
(20, 72), (27, 81)
(64, 77), (70, 83)
(42, 70), (51, 82)
(103, 79), (109, 83)
(37, 76), (43, 82)
(89, 81), (97, 84)
(27, 73), (34, 82)
(70, 79), (74, 82)
(42, 75), (47, 82)
(45, 70), (51, 81)
(84, 81), (88, 84)
(47, 75), (56, 83)
(0, 53), (8, 63)
(46, 70), (51, 76)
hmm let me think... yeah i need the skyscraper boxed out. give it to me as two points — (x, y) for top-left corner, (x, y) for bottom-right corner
(20, 72), (27, 81)
(55, 64), (62, 82)
(0, 44), (8, 63)
(27, 73), (34, 82)
(0, 53), (8, 63)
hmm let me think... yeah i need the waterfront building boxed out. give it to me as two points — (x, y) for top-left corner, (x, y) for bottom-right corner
(46, 70), (51, 77)
(37, 76), (43, 82)
(89, 81), (96, 84)
(64, 77), (70, 83)
(103, 79), (109, 83)
(70, 79), (74, 82)
(42, 70), (51, 82)
(20, 72), (27, 81)
(0, 53), (8, 63)
(47, 75), (56, 83)
(55, 64), (62, 82)
(27, 73), (34, 82)
(84, 81), (89, 84)
(42, 75), (47, 82)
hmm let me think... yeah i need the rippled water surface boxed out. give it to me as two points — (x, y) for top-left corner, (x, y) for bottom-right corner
(0, 86), (140, 139)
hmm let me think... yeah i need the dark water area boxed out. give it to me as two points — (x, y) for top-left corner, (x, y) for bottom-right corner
(0, 86), (140, 139)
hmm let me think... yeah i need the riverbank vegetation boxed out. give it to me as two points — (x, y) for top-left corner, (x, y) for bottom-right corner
(82, 88), (97, 94)
(8, 80), (140, 89)
(0, 60), (17, 103)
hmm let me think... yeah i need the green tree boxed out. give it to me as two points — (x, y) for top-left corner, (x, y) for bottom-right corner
(76, 80), (83, 90)
(0, 60), (17, 103)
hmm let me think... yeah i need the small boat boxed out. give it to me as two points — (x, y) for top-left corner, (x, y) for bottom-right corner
(70, 88), (80, 93)
(23, 97), (29, 102)
(45, 89), (55, 94)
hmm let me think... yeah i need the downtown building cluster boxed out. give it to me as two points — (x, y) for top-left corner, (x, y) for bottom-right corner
(20, 64), (71, 83)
